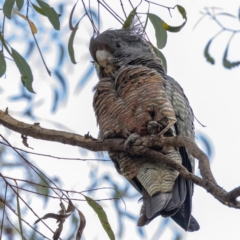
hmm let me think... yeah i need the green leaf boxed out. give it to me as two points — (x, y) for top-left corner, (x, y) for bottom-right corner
(32, 3), (47, 16)
(177, 5), (187, 20)
(84, 195), (115, 240)
(223, 45), (240, 69)
(152, 46), (167, 73)
(68, 20), (80, 64)
(16, 0), (24, 11)
(11, 48), (35, 93)
(162, 20), (186, 33)
(204, 39), (215, 64)
(16, 191), (25, 240)
(76, 209), (86, 240)
(0, 32), (11, 55)
(147, 13), (167, 49)
(161, 5), (187, 33)
(36, 0), (60, 30)
(0, 52), (6, 77)
(3, 0), (16, 19)
(122, 8), (137, 29)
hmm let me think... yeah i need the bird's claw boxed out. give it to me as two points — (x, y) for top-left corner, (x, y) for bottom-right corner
(147, 121), (163, 135)
(124, 133), (140, 151)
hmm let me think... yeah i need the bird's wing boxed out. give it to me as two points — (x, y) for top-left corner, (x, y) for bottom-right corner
(163, 75), (199, 230)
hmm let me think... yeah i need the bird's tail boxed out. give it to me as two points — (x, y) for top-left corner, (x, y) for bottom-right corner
(137, 175), (200, 232)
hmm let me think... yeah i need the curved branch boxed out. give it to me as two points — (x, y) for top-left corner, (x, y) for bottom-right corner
(0, 109), (240, 209)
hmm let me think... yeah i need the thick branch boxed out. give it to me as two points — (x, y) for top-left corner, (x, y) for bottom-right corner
(0, 110), (124, 152)
(0, 109), (240, 208)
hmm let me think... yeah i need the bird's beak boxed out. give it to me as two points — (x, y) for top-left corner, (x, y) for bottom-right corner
(96, 50), (112, 68)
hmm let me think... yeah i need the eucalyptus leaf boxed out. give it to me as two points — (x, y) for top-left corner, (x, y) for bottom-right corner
(0, 52), (6, 77)
(216, 12), (236, 18)
(16, 189), (25, 240)
(122, 7), (137, 29)
(68, 20), (80, 64)
(11, 48), (35, 93)
(34, 212), (71, 225)
(32, 3), (47, 16)
(16, 0), (24, 10)
(177, 5), (187, 19)
(147, 13), (167, 49)
(84, 195), (115, 240)
(36, 0), (60, 30)
(76, 209), (86, 240)
(13, 11), (37, 34)
(161, 5), (187, 33)
(162, 20), (186, 33)
(223, 45), (240, 69)
(3, 0), (16, 19)
(204, 39), (215, 64)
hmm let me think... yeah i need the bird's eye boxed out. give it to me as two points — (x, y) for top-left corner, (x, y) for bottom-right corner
(116, 42), (121, 48)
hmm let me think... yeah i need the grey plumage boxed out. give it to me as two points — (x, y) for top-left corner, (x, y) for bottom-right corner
(90, 29), (199, 231)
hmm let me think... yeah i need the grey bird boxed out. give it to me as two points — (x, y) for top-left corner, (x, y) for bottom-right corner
(90, 29), (200, 232)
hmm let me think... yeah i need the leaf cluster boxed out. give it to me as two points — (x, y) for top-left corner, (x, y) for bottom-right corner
(195, 7), (240, 69)
(0, 0), (60, 92)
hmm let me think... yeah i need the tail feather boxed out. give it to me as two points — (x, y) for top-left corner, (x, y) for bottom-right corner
(172, 207), (200, 232)
(163, 174), (186, 214)
(137, 175), (200, 232)
(145, 192), (172, 219)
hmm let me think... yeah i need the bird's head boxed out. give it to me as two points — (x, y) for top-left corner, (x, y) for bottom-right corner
(89, 29), (154, 75)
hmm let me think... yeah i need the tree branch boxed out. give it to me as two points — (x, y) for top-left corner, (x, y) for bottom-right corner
(1, 109), (240, 209)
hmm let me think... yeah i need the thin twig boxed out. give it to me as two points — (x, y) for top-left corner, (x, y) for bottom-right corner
(3, 55), (14, 61)
(0, 134), (76, 228)
(144, 0), (176, 10)
(30, 30), (51, 76)
(4, 204), (51, 240)
(2, 176), (56, 236)
(2, 175), (125, 207)
(204, 8), (240, 33)
(0, 140), (110, 161)
(0, 185), (7, 239)
(102, 0), (124, 22)
(97, 0), (124, 25)
(10, 184), (120, 202)
(82, 0), (98, 33)
(1, 15), (6, 52)
(128, 0), (151, 42)
(119, 0), (127, 18)
(98, 0), (100, 31)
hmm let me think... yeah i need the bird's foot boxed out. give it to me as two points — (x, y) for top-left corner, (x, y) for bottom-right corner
(122, 128), (132, 139)
(147, 121), (163, 135)
(124, 133), (141, 151)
